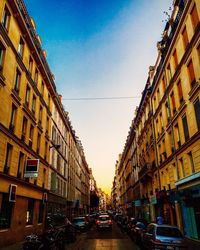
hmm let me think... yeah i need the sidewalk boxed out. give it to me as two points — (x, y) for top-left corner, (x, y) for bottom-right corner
(1, 234), (85, 250)
(186, 237), (200, 250)
(1, 241), (23, 250)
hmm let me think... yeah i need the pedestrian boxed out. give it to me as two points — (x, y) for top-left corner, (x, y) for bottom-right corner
(157, 215), (163, 225)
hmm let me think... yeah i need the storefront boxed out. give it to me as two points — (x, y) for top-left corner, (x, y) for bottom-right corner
(179, 184), (200, 240)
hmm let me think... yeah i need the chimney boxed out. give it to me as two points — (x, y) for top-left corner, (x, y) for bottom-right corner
(58, 94), (62, 102)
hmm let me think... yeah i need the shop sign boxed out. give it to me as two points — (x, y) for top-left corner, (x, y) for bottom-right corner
(9, 184), (17, 202)
(150, 196), (157, 204)
(24, 159), (39, 178)
(134, 200), (141, 207)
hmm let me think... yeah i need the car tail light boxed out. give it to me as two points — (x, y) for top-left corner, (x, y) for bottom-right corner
(96, 220), (100, 224)
(154, 239), (161, 243)
(108, 220), (112, 224)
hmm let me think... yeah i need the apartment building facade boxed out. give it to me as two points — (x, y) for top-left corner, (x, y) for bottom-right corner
(112, 0), (200, 241)
(0, 0), (90, 247)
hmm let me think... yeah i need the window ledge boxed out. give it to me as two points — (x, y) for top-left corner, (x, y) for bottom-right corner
(175, 171), (200, 186)
(188, 81), (200, 101)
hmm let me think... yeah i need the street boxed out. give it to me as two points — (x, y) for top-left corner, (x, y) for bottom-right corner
(67, 222), (140, 250)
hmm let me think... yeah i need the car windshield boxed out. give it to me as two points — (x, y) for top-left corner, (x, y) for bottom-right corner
(73, 218), (85, 223)
(157, 227), (183, 237)
(99, 216), (109, 221)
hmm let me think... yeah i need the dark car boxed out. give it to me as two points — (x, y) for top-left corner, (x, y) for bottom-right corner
(96, 215), (113, 230)
(130, 221), (147, 244)
(142, 223), (188, 250)
(72, 216), (88, 232)
(127, 218), (147, 237)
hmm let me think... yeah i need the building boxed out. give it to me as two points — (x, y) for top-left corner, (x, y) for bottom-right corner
(0, 0), (90, 247)
(112, 0), (200, 241)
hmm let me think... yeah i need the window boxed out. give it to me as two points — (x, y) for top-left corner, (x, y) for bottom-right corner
(156, 119), (160, 137)
(4, 143), (13, 174)
(9, 104), (17, 131)
(48, 94), (50, 107)
(34, 69), (38, 84)
(18, 37), (24, 58)
(179, 158), (185, 178)
(157, 227), (182, 237)
(41, 81), (44, 96)
(26, 199), (34, 225)
(182, 115), (189, 141)
(160, 113), (164, 131)
(188, 152), (195, 174)
(154, 96), (157, 111)
(191, 4), (199, 30)
(157, 88), (160, 103)
(194, 98), (200, 130)
(25, 85), (30, 107)
(39, 106), (42, 125)
(182, 26), (189, 49)
(43, 168), (46, 187)
(32, 95), (36, 114)
(170, 91), (176, 114)
(173, 49), (178, 69)
(165, 102), (170, 121)
(177, 80), (184, 104)
(29, 124), (34, 147)
(28, 57), (33, 75)
(0, 193), (13, 229)
(52, 126), (56, 143)
(21, 117), (27, 141)
(175, 124), (181, 147)
(187, 59), (196, 87)
(17, 152), (24, 178)
(167, 64), (172, 83)
(162, 76), (166, 92)
(46, 116), (49, 134)
(38, 202), (44, 223)
(44, 141), (48, 161)
(57, 155), (61, 173)
(14, 69), (21, 94)
(0, 42), (5, 71)
(1, 6), (10, 31)
(37, 133), (41, 154)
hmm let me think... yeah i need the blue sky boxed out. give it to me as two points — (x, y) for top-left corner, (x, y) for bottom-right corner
(24, 0), (172, 193)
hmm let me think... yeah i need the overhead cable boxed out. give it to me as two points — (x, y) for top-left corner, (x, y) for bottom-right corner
(62, 96), (141, 101)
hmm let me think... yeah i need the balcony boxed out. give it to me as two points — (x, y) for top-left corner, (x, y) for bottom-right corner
(138, 163), (152, 182)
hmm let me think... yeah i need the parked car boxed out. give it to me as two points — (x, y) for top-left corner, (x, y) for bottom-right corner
(142, 223), (188, 250)
(72, 216), (88, 232)
(96, 214), (112, 230)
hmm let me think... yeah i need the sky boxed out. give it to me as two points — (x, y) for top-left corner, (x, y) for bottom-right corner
(24, 0), (172, 194)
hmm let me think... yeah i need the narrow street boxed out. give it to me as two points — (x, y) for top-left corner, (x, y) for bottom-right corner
(67, 222), (140, 250)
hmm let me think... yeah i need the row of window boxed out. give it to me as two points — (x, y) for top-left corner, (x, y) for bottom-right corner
(153, 3), (199, 112)
(1, 4), (51, 110)
(10, 102), (49, 157)
(135, 4), (200, 145)
(155, 96), (200, 142)
(4, 143), (47, 187)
